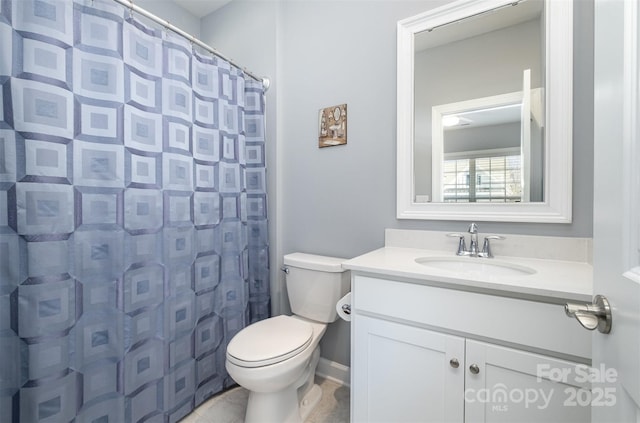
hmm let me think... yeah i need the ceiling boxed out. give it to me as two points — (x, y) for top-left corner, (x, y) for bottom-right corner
(445, 103), (522, 130)
(172, 0), (234, 17)
(415, 0), (543, 52)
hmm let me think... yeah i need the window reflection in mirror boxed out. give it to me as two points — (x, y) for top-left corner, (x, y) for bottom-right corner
(442, 102), (523, 203)
(413, 0), (544, 203)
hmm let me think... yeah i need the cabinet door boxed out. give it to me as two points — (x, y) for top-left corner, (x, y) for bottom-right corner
(464, 340), (591, 423)
(351, 315), (465, 423)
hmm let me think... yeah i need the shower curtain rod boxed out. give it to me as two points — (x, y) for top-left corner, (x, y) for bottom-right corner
(112, 0), (270, 91)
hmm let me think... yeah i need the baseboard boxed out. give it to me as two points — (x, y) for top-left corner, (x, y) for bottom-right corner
(316, 357), (350, 387)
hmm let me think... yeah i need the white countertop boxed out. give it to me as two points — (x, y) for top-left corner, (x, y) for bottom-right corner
(342, 247), (593, 302)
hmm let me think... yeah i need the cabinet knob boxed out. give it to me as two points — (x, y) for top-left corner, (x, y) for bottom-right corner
(449, 358), (459, 368)
(469, 364), (480, 374)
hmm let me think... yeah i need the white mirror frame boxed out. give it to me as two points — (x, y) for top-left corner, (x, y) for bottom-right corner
(397, 0), (573, 223)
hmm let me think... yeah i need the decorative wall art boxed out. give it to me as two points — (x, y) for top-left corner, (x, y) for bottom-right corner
(318, 104), (347, 148)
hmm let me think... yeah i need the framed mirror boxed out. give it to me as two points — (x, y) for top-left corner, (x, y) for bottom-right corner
(397, 0), (573, 222)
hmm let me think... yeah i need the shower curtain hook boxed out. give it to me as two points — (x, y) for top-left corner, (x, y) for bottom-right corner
(128, 0), (134, 19)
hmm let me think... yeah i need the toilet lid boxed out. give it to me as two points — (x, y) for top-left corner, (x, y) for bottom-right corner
(226, 315), (313, 368)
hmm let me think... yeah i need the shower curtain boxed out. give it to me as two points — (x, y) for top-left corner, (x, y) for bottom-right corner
(0, 0), (270, 421)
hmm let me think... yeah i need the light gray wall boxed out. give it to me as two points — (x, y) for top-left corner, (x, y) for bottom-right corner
(199, 0), (594, 367)
(444, 122), (521, 154)
(135, 0), (201, 37)
(280, 0), (441, 256)
(280, 0), (444, 366)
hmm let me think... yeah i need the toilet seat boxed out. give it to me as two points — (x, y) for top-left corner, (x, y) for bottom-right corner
(226, 315), (313, 368)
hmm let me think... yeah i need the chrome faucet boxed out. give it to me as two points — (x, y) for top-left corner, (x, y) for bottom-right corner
(467, 223), (479, 256)
(447, 223), (504, 258)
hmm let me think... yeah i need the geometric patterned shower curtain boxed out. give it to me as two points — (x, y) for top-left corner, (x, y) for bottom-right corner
(0, 0), (270, 421)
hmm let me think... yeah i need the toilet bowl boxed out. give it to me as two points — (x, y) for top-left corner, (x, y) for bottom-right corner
(226, 316), (326, 422)
(225, 253), (350, 423)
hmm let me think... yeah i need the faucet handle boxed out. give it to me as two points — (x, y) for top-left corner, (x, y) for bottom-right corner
(447, 233), (467, 256)
(481, 235), (505, 258)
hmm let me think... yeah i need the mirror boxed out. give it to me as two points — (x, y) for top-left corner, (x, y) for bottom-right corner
(397, 0), (573, 222)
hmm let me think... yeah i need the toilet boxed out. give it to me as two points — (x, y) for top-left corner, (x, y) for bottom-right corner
(225, 253), (350, 423)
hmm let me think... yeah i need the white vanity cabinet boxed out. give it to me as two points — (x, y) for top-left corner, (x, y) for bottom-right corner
(350, 275), (592, 423)
(353, 315), (465, 422)
(463, 340), (590, 423)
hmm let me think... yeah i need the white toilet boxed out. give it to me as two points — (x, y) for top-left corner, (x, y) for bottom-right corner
(225, 253), (350, 423)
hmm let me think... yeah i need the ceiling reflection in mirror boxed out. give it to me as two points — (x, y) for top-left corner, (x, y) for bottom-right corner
(413, 0), (544, 204)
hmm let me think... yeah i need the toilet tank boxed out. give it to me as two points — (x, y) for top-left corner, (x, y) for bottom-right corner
(283, 253), (350, 323)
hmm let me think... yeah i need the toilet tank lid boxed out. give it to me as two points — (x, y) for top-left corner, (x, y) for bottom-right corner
(284, 253), (347, 273)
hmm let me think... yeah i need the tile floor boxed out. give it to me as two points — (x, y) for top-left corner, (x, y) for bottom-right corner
(180, 377), (350, 423)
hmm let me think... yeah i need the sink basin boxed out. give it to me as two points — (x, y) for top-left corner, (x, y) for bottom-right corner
(415, 257), (536, 276)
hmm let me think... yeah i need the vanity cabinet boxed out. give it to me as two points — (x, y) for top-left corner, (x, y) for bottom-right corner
(352, 315), (464, 422)
(464, 340), (590, 423)
(350, 275), (592, 423)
